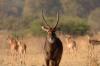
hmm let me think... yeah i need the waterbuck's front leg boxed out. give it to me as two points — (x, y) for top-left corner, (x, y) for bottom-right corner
(45, 58), (50, 66)
(51, 60), (55, 66)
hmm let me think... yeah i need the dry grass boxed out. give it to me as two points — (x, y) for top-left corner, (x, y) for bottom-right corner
(0, 33), (100, 66)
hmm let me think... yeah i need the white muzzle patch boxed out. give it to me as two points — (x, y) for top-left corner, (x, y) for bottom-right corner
(48, 38), (54, 43)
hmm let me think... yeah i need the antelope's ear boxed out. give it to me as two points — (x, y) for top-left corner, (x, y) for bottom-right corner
(53, 26), (60, 32)
(41, 26), (49, 32)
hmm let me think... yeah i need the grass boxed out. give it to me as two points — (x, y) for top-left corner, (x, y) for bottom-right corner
(0, 32), (100, 66)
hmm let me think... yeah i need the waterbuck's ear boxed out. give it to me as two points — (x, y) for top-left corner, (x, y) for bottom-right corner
(41, 26), (49, 32)
(53, 26), (60, 32)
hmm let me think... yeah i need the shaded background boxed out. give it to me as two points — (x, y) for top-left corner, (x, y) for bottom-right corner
(0, 0), (100, 36)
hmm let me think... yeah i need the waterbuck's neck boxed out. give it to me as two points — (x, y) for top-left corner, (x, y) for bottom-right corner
(46, 33), (58, 44)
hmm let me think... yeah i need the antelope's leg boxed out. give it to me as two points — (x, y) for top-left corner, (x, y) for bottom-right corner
(51, 60), (55, 66)
(45, 58), (50, 66)
(56, 57), (61, 66)
(11, 49), (15, 56)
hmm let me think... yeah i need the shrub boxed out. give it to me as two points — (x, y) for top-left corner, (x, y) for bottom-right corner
(30, 20), (45, 36)
(60, 16), (90, 35)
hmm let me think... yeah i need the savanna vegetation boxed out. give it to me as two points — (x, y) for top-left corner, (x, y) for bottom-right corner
(0, 0), (100, 36)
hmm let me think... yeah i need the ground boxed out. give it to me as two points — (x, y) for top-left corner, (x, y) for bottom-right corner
(0, 32), (100, 66)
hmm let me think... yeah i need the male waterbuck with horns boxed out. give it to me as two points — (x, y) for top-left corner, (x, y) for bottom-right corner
(41, 10), (63, 66)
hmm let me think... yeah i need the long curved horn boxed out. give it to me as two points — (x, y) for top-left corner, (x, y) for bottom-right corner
(54, 11), (59, 29)
(42, 9), (51, 28)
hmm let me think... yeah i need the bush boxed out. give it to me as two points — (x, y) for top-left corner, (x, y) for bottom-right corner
(60, 16), (90, 35)
(29, 16), (90, 36)
(88, 8), (100, 32)
(0, 16), (90, 36)
(30, 20), (45, 36)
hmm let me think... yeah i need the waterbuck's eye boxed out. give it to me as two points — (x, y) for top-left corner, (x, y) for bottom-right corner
(48, 31), (52, 34)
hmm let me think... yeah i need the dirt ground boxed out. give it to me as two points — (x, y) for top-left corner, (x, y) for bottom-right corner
(0, 32), (100, 66)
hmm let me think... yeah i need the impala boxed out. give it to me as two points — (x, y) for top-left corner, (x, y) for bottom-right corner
(87, 35), (100, 49)
(7, 36), (19, 56)
(65, 35), (77, 53)
(17, 39), (26, 55)
(7, 35), (26, 56)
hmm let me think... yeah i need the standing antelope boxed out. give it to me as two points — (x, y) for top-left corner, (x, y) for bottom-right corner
(17, 40), (26, 55)
(65, 35), (77, 53)
(7, 36), (19, 56)
(41, 10), (63, 66)
(7, 36), (26, 56)
(87, 35), (100, 49)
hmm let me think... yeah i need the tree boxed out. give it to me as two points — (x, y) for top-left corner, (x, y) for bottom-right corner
(23, 0), (41, 17)
(88, 8), (100, 32)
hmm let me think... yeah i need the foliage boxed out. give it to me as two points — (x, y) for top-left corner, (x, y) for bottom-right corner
(0, 16), (90, 36)
(88, 8), (100, 32)
(30, 19), (45, 36)
(0, 0), (100, 36)
(0, 0), (100, 17)
(0, 17), (31, 31)
(60, 16), (89, 35)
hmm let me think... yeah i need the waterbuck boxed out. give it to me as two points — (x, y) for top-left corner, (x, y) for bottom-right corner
(41, 10), (63, 66)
